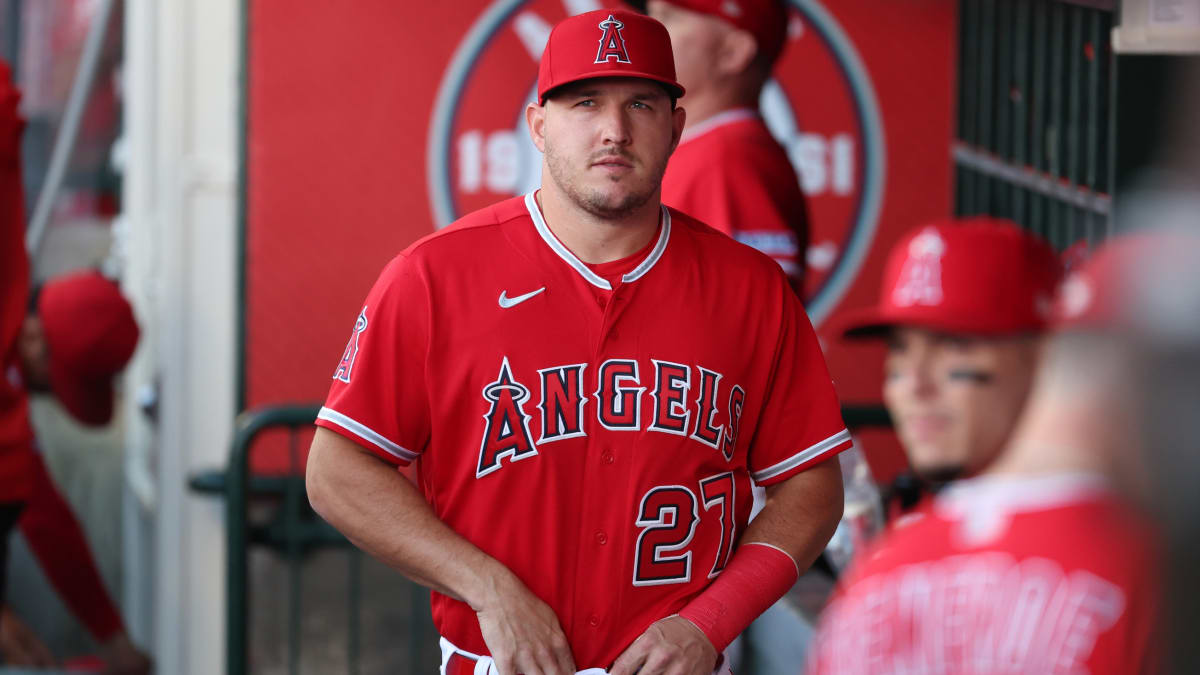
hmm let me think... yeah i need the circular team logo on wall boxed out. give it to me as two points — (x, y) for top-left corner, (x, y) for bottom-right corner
(428, 0), (885, 326)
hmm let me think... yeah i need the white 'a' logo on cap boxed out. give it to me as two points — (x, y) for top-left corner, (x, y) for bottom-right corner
(892, 228), (946, 308)
(595, 14), (632, 64)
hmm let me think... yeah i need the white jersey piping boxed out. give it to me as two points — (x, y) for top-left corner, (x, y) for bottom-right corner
(751, 428), (853, 483)
(524, 191), (671, 290)
(317, 407), (419, 462)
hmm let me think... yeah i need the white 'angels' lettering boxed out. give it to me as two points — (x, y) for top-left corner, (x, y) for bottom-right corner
(476, 357), (746, 478)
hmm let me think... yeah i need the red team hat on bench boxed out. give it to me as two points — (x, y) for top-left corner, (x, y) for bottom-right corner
(38, 271), (139, 426)
(537, 9), (686, 104)
(840, 218), (1062, 339)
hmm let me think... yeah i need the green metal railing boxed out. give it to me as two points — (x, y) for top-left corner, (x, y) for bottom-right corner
(189, 404), (435, 675)
(955, 0), (1117, 250)
(193, 402), (892, 674)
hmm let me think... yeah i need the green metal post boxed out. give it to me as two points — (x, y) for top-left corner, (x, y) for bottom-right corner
(1012, 0), (1030, 224)
(349, 549), (362, 675)
(287, 431), (304, 675)
(225, 405), (322, 675)
(977, 0), (996, 212)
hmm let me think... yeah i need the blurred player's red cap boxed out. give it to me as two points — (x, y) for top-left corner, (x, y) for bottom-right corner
(656, 0), (790, 66)
(841, 218), (1061, 339)
(38, 270), (139, 426)
(1052, 230), (1200, 335)
(538, 9), (685, 105)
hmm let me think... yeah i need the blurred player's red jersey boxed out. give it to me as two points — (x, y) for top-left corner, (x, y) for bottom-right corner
(316, 193), (850, 668)
(1, 60), (34, 501)
(808, 474), (1159, 675)
(661, 109), (808, 288)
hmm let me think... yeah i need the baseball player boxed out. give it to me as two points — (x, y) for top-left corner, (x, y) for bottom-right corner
(305, 9), (850, 675)
(807, 233), (1163, 674)
(648, 0), (809, 293)
(0, 60), (149, 673)
(838, 219), (1061, 487)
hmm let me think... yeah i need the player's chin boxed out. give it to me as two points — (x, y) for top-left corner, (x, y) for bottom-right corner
(912, 462), (967, 485)
(905, 443), (966, 480)
(587, 185), (652, 209)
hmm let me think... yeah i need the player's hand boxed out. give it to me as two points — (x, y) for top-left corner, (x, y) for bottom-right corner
(0, 605), (57, 667)
(608, 615), (717, 675)
(474, 574), (576, 675)
(99, 631), (153, 675)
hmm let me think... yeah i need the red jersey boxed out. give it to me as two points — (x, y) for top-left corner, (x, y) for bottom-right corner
(0, 60), (34, 502)
(661, 109), (809, 288)
(808, 474), (1160, 675)
(317, 193), (850, 668)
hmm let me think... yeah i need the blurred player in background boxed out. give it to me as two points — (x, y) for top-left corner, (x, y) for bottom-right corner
(839, 219), (1060, 489)
(808, 233), (1163, 674)
(1, 59), (150, 675)
(649, 0), (810, 294)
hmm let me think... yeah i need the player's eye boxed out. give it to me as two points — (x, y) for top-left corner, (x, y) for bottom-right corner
(574, 98), (596, 107)
(630, 100), (651, 110)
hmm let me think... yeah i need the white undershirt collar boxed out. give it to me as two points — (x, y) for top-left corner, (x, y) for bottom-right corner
(679, 107), (760, 145)
(524, 191), (671, 291)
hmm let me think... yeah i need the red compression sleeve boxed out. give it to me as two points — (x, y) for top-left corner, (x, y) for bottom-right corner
(19, 452), (125, 641)
(677, 542), (799, 653)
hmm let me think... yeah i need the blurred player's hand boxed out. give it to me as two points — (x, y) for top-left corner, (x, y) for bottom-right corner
(608, 615), (717, 675)
(0, 604), (56, 667)
(474, 573), (575, 675)
(100, 631), (153, 675)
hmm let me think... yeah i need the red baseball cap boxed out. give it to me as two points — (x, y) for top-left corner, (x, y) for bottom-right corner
(656, 0), (790, 66)
(538, 9), (685, 105)
(1053, 230), (1200, 335)
(38, 270), (139, 426)
(840, 218), (1062, 339)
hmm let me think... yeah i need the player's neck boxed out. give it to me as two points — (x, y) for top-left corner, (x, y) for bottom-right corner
(535, 186), (661, 265)
(681, 84), (761, 132)
(985, 391), (1114, 480)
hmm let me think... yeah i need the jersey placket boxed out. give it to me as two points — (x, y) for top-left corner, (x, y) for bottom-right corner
(574, 280), (638, 643)
(523, 192), (671, 650)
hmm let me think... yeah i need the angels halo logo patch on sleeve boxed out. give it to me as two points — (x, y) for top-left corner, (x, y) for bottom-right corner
(333, 307), (369, 384)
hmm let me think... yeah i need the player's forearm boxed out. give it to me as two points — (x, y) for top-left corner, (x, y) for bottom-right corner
(676, 457), (845, 654)
(741, 456), (844, 571)
(306, 429), (521, 609)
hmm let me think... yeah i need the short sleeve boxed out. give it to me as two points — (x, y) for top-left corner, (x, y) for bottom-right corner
(315, 254), (431, 466)
(746, 277), (850, 486)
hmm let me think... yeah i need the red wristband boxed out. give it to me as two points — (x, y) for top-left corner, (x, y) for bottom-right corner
(677, 542), (799, 653)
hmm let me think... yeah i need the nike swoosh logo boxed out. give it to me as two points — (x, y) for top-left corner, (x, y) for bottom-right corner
(498, 287), (546, 309)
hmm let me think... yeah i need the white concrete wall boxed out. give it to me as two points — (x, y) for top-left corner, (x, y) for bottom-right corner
(120, 0), (241, 671)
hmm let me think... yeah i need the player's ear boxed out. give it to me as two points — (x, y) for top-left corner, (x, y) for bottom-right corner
(717, 28), (758, 76)
(526, 102), (547, 153)
(668, 105), (686, 154)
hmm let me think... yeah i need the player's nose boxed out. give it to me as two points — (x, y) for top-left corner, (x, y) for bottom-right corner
(597, 106), (633, 146)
